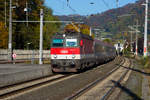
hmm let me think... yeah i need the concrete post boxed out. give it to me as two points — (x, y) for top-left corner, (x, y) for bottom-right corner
(39, 9), (43, 64)
(143, 0), (148, 57)
(8, 0), (12, 61)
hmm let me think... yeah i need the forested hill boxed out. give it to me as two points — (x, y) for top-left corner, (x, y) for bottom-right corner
(58, 0), (146, 34)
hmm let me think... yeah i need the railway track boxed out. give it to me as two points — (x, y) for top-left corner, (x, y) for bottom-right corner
(0, 57), (127, 100)
(0, 73), (75, 100)
(65, 57), (131, 100)
(100, 58), (132, 100)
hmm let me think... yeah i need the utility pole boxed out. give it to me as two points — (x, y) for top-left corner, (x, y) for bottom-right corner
(8, 0), (12, 61)
(135, 20), (139, 55)
(90, 27), (92, 36)
(116, 0), (119, 8)
(130, 31), (133, 52)
(143, 0), (148, 57)
(39, 9), (43, 65)
(93, 29), (101, 40)
(128, 23), (140, 55)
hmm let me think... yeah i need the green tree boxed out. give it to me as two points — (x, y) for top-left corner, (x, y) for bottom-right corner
(0, 22), (8, 48)
(0, 1), (8, 48)
(9, 0), (60, 49)
(103, 38), (112, 44)
(43, 7), (60, 49)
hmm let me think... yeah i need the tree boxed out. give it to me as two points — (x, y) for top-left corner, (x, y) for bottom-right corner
(8, 0), (61, 49)
(0, 22), (8, 48)
(64, 23), (91, 35)
(103, 38), (112, 44)
(0, 1), (8, 48)
(43, 7), (60, 49)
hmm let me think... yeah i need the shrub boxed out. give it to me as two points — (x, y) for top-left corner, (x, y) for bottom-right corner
(140, 57), (150, 68)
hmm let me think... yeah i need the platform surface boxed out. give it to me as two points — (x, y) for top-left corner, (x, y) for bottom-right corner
(0, 64), (52, 87)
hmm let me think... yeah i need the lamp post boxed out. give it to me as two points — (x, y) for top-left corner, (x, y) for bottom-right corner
(24, 1), (29, 27)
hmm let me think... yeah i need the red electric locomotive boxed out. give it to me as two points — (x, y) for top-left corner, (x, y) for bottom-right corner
(50, 32), (95, 72)
(50, 32), (116, 73)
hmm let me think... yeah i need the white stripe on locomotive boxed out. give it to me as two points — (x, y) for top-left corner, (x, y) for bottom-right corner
(51, 54), (94, 59)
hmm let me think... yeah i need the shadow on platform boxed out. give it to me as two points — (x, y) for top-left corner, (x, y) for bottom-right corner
(116, 64), (150, 76)
(111, 80), (143, 100)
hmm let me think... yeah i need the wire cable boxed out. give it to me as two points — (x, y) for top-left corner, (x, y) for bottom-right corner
(101, 0), (110, 9)
(66, 0), (76, 12)
(68, 4), (76, 12)
(58, 0), (76, 12)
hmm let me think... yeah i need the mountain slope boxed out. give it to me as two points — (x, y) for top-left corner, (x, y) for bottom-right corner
(58, 0), (146, 34)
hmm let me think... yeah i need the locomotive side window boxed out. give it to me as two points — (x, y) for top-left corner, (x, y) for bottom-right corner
(52, 39), (64, 47)
(66, 39), (77, 47)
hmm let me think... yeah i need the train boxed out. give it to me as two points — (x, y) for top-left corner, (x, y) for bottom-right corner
(50, 32), (116, 73)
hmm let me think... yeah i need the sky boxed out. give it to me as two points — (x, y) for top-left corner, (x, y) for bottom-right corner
(44, 0), (138, 16)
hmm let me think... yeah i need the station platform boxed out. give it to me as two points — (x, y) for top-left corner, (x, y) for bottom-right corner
(0, 64), (52, 87)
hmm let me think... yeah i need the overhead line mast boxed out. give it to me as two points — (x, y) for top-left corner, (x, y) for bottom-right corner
(116, 0), (119, 8)
(67, 0), (69, 6)
(8, 0), (12, 61)
(143, 0), (148, 57)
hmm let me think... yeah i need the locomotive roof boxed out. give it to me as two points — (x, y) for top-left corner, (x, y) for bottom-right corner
(52, 32), (93, 40)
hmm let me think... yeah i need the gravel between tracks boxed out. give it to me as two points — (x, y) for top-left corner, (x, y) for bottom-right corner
(118, 59), (149, 100)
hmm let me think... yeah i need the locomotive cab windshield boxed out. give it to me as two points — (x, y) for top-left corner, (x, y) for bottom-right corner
(66, 39), (77, 47)
(52, 39), (64, 47)
(52, 38), (78, 47)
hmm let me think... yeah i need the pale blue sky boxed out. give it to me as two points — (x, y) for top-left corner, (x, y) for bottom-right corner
(44, 0), (138, 15)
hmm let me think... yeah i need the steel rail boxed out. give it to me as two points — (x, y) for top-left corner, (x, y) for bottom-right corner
(100, 58), (132, 100)
(0, 74), (72, 99)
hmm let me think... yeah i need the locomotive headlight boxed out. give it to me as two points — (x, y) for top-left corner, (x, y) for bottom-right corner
(54, 55), (57, 58)
(72, 55), (75, 58)
(63, 34), (66, 37)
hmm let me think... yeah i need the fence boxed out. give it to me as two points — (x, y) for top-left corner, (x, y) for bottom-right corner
(0, 49), (51, 61)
